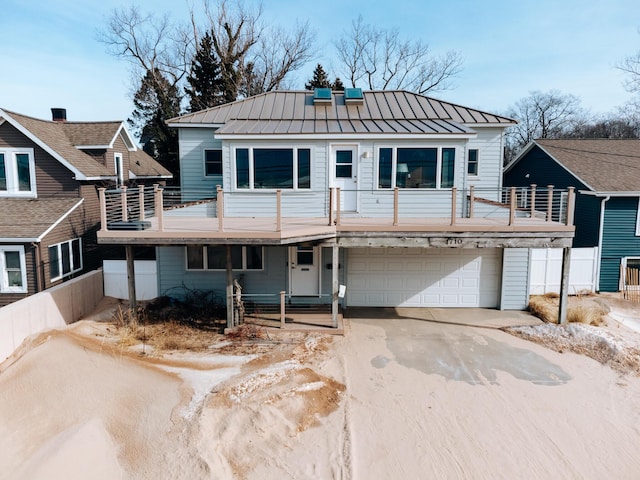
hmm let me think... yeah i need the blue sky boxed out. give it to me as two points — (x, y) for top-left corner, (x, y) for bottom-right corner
(1, 0), (638, 124)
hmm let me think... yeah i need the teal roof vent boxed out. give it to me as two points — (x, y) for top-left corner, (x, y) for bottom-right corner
(344, 87), (364, 104)
(313, 88), (333, 105)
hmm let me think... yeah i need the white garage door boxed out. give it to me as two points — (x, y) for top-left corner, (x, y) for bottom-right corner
(346, 248), (501, 308)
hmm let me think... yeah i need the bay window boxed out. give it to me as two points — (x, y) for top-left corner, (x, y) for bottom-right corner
(49, 238), (83, 281)
(377, 146), (456, 189)
(186, 245), (264, 271)
(0, 148), (36, 197)
(235, 147), (311, 189)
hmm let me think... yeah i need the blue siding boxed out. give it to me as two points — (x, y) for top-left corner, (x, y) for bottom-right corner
(504, 145), (599, 247)
(600, 197), (640, 292)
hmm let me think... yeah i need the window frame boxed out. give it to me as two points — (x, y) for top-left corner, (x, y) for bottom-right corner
(204, 148), (223, 177)
(0, 246), (27, 293)
(467, 148), (479, 177)
(185, 245), (264, 271)
(114, 152), (124, 187)
(48, 238), (83, 282)
(0, 148), (36, 198)
(375, 145), (457, 190)
(233, 146), (313, 190)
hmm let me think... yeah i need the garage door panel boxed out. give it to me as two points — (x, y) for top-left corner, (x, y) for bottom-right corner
(347, 248), (500, 308)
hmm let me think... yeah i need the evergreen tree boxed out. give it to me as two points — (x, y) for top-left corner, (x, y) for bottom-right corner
(185, 31), (225, 112)
(305, 64), (345, 91)
(129, 69), (181, 184)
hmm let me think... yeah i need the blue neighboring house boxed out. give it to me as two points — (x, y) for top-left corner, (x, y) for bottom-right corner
(504, 138), (640, 292)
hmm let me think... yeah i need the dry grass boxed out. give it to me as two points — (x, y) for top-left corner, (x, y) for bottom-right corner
(528, 293), (609, 325)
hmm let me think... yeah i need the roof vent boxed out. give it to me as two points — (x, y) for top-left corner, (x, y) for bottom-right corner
(51, 108), (67, 122)
(313, 88), (332, 105)
(344, 88), (364, 105)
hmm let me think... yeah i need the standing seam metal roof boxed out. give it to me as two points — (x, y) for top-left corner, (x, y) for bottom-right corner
(168, 90), (516, 136)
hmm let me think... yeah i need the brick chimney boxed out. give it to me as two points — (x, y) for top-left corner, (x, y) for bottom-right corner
(51, 108), (67, 122)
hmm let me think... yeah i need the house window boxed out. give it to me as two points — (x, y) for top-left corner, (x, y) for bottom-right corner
(205, 149), (222, 176)
(114, 153), (124, 187)
(377, 147), (456, 189)
(467, 149), (479, 176)
(235, 147), (312, 189)
(0, 246), (27, 293)
(186, 245), (264, 271)
(0, 148), (36, 197)
(49, 238), (82, 281)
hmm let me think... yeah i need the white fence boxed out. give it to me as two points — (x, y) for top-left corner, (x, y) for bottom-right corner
(103, 260), (158, 301)
(529, 247), (598, 295)
(0, 269), (104, 362)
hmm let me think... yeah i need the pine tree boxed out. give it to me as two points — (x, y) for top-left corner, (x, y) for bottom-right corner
(305, 64), (345, 91)
(129, 69), (181, 184)
(185, 31), (225, 112)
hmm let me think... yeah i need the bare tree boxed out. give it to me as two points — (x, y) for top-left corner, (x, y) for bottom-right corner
(333, 16), (462, 93)
(618, 47), (640, 94)
(505, 90), (585, 160)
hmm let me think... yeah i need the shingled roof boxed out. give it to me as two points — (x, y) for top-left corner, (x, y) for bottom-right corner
(168, 90), (515, 135)
(533, 139), (640, 192)
(0, 198), (83, 241)
(0, 109), (171, 180)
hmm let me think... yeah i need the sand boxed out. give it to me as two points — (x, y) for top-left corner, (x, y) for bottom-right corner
(2, 304), (640, 479)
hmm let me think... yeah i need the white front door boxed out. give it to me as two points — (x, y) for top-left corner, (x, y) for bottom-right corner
(289, 246), (320, 296)
(332, 145), (358, 211)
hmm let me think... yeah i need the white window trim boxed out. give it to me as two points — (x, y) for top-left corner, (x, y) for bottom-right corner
(467, 148), (480, 178)
(636, 198), (640, 236)
(375, 144), (458, 190)
(232, 145), (313, 191)
(185, 245), (265, 271)
(114, 153), (124, 187)
(49, 238), (83, 282)
(0, 245), (27, 293)
(620, 256), (640, 291)
(0, 148), (37, 198)
(204, 148), (223, 177)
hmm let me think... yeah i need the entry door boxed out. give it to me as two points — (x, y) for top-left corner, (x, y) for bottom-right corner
(289, 246), (320, 296)
(332, 145), (358, 211)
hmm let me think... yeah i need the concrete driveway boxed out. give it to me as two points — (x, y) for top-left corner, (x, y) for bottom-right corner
(345, 307), (568, 385)
(337, 308), (640, 479)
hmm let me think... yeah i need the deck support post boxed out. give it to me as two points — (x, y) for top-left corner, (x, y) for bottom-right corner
(566, 187), (576, 225)
(125, 245), (137, 321)
(217, 186), (224, 232)
(530, 184), (537, 217)
(280, 291), (286, 328)
(98, 188), (107, 231)
(335, 188), (341, 226)
(276, 189), (282, 232)
(558, 246), (571, 324)
(509, 186), (516, 226)
(138, 185), (146, 220)
(393, 187), (399, 226)
(450, 187), (457, 226)
(226, 245), (234, 329)
(546, 185), (554, 222)
(121, 186), (128, 222)
(154, 184), (164, 232)
(332, 244), (339, 328)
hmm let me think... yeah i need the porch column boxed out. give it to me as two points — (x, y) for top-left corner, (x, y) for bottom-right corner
(332, 244), (339, 328)
(98, 188), (107, 231)
(558, 246), (571, 324)
(125, 245), (137, 321)
(226, 245), (234, 329)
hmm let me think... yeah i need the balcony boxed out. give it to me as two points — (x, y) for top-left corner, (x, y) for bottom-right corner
(97, 184), (575, 248)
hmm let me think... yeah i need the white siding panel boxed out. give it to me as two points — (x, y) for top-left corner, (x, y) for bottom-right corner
(529, 247), (598, 295)
(346, 248), (500, 307)
(500, 248), (530, 310)
(103, 260), (158, 300)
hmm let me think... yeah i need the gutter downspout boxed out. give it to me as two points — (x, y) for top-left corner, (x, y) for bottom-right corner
(595, 195), (610, 292)
(32, 242), (43, 293)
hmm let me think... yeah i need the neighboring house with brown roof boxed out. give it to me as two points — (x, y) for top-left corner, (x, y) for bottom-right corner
(0, 107), (172, 307)
(504, 138), (640, 292)
(98, 89), (576, 326)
